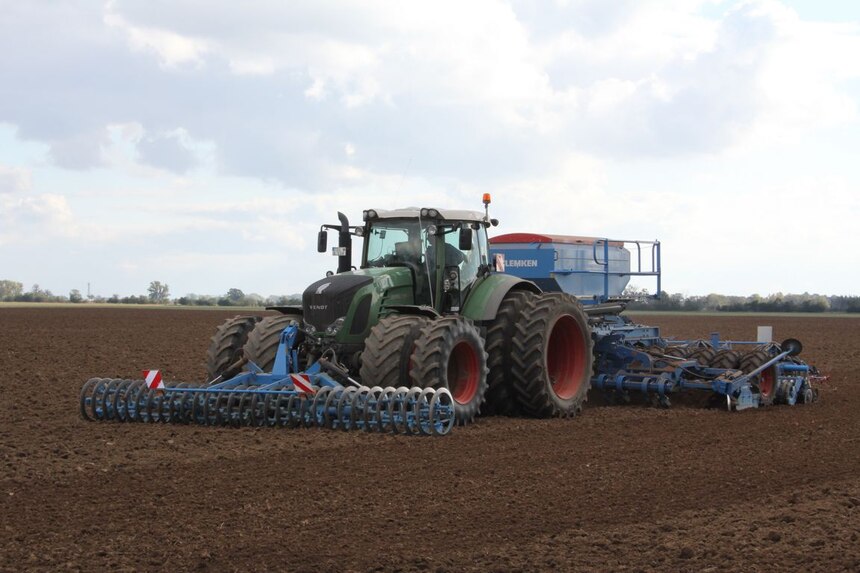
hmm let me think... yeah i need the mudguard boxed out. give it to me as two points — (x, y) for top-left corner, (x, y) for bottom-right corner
(383, 304), (441, 319)
(267, 305), (303, 315)
(461, 273), (540, 322)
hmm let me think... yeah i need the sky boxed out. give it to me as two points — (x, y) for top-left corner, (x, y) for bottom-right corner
(1, 0), (859, 299)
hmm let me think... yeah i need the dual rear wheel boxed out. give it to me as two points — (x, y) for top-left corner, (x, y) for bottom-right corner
(358, 291), (594, 423)
(509, 292), (593, 418)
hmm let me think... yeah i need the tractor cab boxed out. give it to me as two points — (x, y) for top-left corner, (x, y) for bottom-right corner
(360, 207), (492, 313)
(309, 198), (500, 362)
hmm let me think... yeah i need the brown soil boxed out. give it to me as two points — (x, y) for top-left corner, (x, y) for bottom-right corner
(1, 308), (858, 572)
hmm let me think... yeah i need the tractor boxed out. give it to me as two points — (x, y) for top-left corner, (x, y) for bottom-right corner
(204, 196), (593, 425)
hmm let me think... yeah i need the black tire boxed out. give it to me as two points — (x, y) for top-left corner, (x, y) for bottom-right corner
(359, 315), (430, 387)
(205, 316), (262, 381)
(688, 347), (717, 366)
(410, 316), (489, 426)
(738, 349), (778, 405)
(244, 314), (303, 372)
(511, 292), (593, 418)
(710, 349), (741, 370)
(663, 345), (689, 359)
(483, 290), (535, 416)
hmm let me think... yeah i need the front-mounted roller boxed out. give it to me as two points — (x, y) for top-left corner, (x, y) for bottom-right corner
(80, 376), (456, 435)
(80, 322), (457, 436)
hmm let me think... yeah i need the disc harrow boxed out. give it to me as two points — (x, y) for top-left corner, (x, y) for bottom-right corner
(79, 378), (456, 436)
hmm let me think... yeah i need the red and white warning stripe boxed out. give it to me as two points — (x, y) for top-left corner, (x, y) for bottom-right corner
(290, 373), (315, 394)
(143, 370), (164, 390)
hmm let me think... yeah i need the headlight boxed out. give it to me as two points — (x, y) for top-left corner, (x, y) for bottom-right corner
(325, 317), (346, 335)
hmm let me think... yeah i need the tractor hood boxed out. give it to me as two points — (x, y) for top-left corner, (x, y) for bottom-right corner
(302, 267), (414, 337)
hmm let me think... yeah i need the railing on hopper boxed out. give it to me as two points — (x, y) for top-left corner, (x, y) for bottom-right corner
(554, 238), (661, 305)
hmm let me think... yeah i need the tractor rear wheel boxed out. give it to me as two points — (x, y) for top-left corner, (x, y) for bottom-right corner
(359, 315), (430, 387)
(483, 290), (535, 416)
(511, 292), (593, 418)
(739, 349), (778, 405)
(244, 314), (304, 372)
(410, 316), (489, 425)
(205, 316), (262, 382)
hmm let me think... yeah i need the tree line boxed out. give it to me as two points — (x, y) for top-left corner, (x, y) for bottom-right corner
(623, 287), (860, 313)
(0, 280), (301, 307)
(2, 278), (858, 312)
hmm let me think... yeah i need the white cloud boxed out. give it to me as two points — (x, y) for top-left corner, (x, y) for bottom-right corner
(0, 194), (74, 246)
(104, 7), (208, 68)
(228, 56), (277, 76)
(747, 2), (860, 143)
(0, 165), (32, 193)
(0, 1), (859, 296)
(48, 128), (110, 170)
(135, 129), (201, 174)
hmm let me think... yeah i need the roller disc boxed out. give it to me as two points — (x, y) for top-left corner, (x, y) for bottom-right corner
(781, 338), (803, 357)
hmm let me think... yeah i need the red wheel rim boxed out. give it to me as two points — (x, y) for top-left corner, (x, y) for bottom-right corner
(759, 367), (775, 398)
(547, 315), (586, 400)
(448, 341), (479, 405)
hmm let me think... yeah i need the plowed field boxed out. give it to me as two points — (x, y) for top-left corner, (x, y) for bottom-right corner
(1, 308), (858, 572)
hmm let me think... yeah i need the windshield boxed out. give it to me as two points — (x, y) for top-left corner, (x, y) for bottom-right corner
(364, 219), (424, 267)
(364, 218), (489, 274)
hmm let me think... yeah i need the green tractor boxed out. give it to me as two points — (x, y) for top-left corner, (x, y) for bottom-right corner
(206, 199), (594, 425)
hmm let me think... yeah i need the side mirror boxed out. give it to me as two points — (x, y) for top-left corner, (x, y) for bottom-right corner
(317, 230), (327, 253)
(458, 227), (473, 250)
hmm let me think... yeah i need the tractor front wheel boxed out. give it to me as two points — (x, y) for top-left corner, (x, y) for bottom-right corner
(359, 315), (430, 387)
(410, 317), (488, 425)
(205, 316), (262, 382)
(244, 314), (304, 372)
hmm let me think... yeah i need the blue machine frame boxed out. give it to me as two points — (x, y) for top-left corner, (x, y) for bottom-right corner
(496, 235), (819, 410)
(80, 324), (456, 435)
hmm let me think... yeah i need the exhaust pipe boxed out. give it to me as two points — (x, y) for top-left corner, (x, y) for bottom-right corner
(337, 211), (352, 273)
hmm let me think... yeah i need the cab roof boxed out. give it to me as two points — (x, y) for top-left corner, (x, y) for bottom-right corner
(370, 207), (486, 223)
